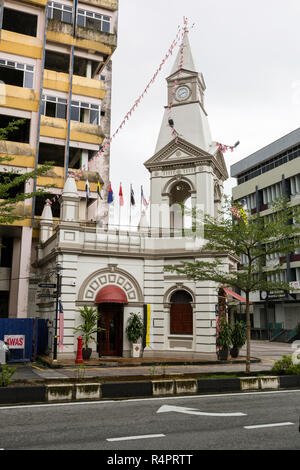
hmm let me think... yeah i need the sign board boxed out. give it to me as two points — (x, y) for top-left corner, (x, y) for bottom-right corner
(4, 335), (25, 349)
(290, 281), (300, 290)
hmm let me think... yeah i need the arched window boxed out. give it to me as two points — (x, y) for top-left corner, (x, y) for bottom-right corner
(170, 290), (193, 335)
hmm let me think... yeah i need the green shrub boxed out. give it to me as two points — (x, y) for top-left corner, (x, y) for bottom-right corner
(0, 364), (17, 386)
(271, 355), (295, 375)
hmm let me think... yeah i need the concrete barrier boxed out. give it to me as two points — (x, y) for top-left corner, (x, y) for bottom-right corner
(75, 383), (101, 400)
(175, 379), (197, 395)
(240, 377), (260, 391)
(259, 376), (279, 390)
(47, 384), (73, 402)
(152, 380), (174, 396)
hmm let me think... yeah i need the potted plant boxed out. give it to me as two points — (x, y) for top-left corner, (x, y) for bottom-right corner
(125, 312), (144, 357)
(216, 316), (232, 361)
(230, 321), (247, 358)
(73, 306), (103, 360)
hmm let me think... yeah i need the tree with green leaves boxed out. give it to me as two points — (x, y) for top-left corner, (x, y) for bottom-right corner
(165, 196), (300, 373)
(0, 119), (53, 224)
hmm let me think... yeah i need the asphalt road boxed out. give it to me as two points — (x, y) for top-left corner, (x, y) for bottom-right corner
(1, 389), (300, 451)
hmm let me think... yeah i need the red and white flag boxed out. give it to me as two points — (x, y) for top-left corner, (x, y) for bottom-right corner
(119, 183), (124, 206)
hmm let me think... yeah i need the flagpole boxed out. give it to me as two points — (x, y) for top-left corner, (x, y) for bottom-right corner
(119, 182), (121, 231)
(129, 183), (132, 230)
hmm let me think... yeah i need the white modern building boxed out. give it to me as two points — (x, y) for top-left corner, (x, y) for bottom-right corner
(231, 128), (300, 339)
(36, 33), (236, 359)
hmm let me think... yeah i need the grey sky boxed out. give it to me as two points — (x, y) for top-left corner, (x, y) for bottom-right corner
(108, 0), (300, 217)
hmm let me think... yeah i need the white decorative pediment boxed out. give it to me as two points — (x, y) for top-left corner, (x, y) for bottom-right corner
(78, 267), (143, 304)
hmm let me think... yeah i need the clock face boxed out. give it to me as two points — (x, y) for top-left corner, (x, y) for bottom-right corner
(260, 291), (268, 300)
(176, 86), (190, 101)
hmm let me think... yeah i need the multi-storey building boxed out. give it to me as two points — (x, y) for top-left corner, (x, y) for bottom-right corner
(0, 0), (118, 318)
(230, 128), (300, 338)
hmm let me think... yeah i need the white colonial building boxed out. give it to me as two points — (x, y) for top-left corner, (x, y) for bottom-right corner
(35, 34), (236, 359)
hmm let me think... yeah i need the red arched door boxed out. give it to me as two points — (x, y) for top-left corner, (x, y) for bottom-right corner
(97, 303), (123, 356)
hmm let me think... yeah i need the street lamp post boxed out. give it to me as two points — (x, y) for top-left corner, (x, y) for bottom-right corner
(53, 263), (62, 361)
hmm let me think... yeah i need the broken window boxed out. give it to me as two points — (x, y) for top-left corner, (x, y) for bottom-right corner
(2, 8), (37, 37)
(77, 9), (111, 33)
(0, 172), (25, 199)
(47, 2), (73, 24)
(45, 50), (70, 74)
(0, 59), (34, 88)
(73, 56), (101, 78)
(0, 115), (30, 143)
(38, 142), (65, 167)
(41, 95), (67, 119)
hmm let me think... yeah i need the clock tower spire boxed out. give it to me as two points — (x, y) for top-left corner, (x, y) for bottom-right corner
(155, 31), (212, 154)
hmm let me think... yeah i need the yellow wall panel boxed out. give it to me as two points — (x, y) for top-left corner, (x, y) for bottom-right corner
(0, 30), (42, 59)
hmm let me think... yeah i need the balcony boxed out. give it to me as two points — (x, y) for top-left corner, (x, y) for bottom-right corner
(0, 29), (42, 59)
(0, 83), (39, 112)
(46, 19), (117, 55)
(0, 140), (35, 168)
(37, 165), (101, 191)
(0, 200), (32, 227)
(20, 0), (48, 6)
(40, 115), (104, 145)
(78, 0), (118, 11)
(43, 69), (106, 99)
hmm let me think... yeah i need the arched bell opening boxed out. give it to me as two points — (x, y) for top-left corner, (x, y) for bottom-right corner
(169, 181), (192, 237)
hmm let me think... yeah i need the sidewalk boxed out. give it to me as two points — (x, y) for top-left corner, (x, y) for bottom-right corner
(7, 340), (293, 384)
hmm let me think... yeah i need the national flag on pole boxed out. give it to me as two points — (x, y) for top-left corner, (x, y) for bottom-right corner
(107, 183), (113, 204)
(141, 185), (149, 208)
(97, 181), (103, 199)
(119, 183), (124, 206)
(58, 299), (64, 352)
(85, 179), (90, 203)
(130, 185), (135, 206)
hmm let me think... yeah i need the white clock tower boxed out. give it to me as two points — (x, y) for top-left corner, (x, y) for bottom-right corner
(144, 32), (228, 237)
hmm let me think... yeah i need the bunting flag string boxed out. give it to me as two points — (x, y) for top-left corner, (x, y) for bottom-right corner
(216, 141), (240, 153)
(86, 22), (185, 170)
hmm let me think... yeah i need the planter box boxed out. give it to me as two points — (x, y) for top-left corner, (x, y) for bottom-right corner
(75, 383), (101, 401)
(0, 386), (45, 404)
(152, 380), (174, 396)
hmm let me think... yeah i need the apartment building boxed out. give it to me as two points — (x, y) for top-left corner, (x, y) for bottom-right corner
(230, 127), (300, 337)
(0, 0), (118, 318)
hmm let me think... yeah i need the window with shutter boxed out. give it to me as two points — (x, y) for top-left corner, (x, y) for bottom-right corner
(169, 290), (193, 335)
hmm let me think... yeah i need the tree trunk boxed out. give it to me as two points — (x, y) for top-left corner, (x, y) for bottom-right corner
(245, 293), (251, 373)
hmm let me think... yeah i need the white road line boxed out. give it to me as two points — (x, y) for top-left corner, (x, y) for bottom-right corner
(107, 433), (165, 442)
(244, 422), (294, 430)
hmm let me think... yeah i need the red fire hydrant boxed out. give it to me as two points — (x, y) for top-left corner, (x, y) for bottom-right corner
(75, 336), (84, 364)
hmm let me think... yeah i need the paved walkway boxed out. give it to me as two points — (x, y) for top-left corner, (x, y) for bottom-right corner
(7, 340), (294, 383)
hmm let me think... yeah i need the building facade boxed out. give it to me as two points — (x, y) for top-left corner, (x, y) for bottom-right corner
(36, 34), (236, 359)
(0, 0), (118, 318)
(231, 128), (300, 337)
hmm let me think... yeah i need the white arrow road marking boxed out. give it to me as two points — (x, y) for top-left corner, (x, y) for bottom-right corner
(107, 434), (165, 442)
(157, 405), (247, 417)
(244, 422), (294, 430)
